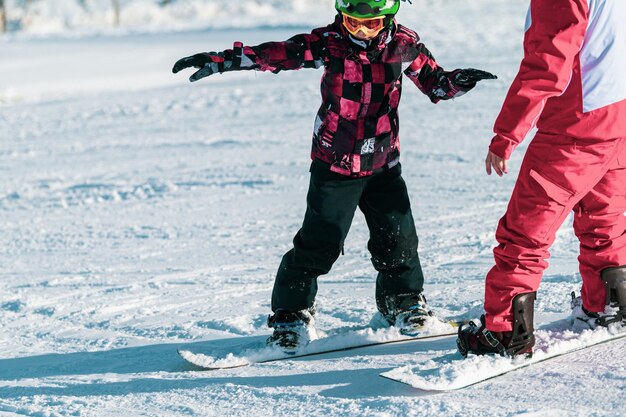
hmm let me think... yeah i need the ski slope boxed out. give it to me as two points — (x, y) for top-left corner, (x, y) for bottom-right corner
(1, 1), (625, 416)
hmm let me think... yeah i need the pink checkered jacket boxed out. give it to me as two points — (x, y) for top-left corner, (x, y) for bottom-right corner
(220, 16), (472, 177)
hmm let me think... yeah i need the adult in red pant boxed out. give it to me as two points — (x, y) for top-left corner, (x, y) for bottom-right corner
(458, 0), (626, 357)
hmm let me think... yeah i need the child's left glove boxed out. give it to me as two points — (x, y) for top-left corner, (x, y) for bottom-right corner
(172, 52), (233, 82)
(452, 68), (497, 89)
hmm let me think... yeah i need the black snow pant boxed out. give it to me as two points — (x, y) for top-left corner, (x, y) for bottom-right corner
(271, 161), (425, 316)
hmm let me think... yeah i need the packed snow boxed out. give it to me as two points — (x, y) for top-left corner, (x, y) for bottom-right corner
(1, 0), (625, 416)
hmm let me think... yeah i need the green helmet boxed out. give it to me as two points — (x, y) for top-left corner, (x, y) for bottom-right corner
(335, 0), (400, 18)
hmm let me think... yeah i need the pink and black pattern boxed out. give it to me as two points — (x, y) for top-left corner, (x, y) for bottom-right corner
(219, 16), (472, 177)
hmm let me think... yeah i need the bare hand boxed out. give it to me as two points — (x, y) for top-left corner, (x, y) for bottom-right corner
(485, 150), (508, 176)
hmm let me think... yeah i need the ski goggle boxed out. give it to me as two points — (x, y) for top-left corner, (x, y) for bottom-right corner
(342, 14), (386, 37)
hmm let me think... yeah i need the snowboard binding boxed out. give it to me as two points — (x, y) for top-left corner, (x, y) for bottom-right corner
(457, 292), (536, 358)
(597, 266), (626, 327)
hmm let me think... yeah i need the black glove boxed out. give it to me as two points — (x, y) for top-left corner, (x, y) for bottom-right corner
(172, 52), (232, 82)
(453, 68), (498, 88)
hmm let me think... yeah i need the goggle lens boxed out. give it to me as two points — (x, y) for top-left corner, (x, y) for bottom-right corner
(342, 14), (386, 37)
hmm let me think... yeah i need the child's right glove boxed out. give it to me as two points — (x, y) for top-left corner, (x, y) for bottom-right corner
(452, 68), (498, 89)
(172, 52), (233, 82)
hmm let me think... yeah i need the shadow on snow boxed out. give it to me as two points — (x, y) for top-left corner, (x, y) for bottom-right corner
(0, 336), (457, 399)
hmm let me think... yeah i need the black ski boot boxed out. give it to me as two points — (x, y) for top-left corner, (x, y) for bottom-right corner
(378, 293), (437, 336)
(457, 292), (536, 358)
(267, 308), (316, 352)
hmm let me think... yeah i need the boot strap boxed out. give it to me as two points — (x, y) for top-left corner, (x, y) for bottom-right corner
(596, 312), (625, 327)
(482, 328), (507, 356)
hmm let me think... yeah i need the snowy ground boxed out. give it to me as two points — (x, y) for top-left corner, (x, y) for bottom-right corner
(1, 1), (625, 416)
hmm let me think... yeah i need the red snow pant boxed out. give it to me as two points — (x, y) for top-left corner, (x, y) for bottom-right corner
(485, 132), (626, 332)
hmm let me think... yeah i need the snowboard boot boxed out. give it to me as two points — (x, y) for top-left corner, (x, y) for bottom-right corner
(457, 292), (536, 358)
(378, 293), (437, 336)
(267, 308), (316, 352)
(571, 266), (626, 329)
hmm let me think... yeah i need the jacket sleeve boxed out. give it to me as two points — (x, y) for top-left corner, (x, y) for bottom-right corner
(490, 0), (589, 159)
(221, 32), (327, 74)
(404, 43), (471, 103)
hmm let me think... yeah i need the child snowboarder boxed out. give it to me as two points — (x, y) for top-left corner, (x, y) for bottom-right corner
(457, 0), (626, 358)
(174, 0), (496, 351)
